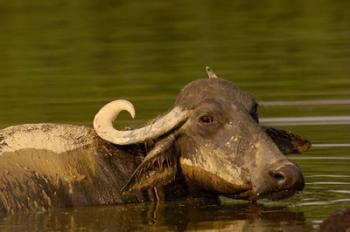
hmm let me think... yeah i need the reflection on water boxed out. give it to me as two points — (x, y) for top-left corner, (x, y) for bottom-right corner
(0, 0), (349, 231)
(0, 202), (310, 232)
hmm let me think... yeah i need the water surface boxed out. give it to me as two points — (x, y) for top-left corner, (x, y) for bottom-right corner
(0, 0), (349, 231)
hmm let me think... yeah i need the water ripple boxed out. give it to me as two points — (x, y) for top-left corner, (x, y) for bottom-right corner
(290, 156), (350, 160)
(261, 99), (350, 106)
(327, 190), (350, 194)
(307, 174), (350, 178)
(261, 116), (350, 126)
(296, 198), (350, 206)
(307, 182), (350, 185)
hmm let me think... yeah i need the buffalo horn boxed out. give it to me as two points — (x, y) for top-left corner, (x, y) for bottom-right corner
(93, 99), (187, 145)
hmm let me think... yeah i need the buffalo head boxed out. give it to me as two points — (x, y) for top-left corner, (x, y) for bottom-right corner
(93, 67), (307, 201)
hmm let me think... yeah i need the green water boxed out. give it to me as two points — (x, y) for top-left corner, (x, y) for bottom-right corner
(0, 0), (349, 231)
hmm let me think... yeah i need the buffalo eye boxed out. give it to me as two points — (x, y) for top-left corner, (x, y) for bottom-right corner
(199, 115), (214, 124)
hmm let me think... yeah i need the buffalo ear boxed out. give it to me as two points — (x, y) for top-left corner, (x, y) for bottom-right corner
(121, 135), (177, 193)
(264, 127), (311, 155)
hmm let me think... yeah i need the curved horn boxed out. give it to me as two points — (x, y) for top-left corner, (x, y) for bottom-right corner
(93, 100), (187, 145)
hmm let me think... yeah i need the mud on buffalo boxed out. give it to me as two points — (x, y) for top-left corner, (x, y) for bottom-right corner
(0, 67), (310, 214)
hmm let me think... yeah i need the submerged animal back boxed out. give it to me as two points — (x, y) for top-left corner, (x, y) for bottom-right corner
(0, 123), (95, 155)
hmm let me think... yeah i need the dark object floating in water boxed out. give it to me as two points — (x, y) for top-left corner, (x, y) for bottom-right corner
(319, 208), (350, 232)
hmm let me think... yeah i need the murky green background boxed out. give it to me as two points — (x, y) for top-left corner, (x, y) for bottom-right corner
(0, 0), (349, 231)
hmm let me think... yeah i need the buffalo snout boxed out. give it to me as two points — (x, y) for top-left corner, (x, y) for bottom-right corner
(255, 161), (305, 200)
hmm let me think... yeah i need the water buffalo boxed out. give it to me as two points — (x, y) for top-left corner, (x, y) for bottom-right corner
(0, 68), (310, 214)
(319, 208), (350, 232)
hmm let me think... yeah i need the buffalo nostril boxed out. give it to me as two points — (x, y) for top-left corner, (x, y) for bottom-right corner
(269, 164), (304, 190)
(269, 170), (287, 187)
(270, 171), (285, 181)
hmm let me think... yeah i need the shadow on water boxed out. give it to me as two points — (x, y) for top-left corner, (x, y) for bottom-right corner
(0, 201), (309, 232)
